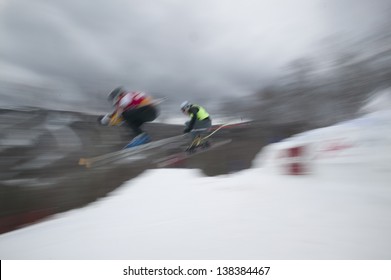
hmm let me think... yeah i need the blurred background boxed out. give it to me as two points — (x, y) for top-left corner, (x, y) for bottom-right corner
(1, 0), (391, 233)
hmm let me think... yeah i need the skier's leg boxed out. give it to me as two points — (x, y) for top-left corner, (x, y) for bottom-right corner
(122, 106), (157, 136)
(122, 109), (144, 135)
(192, 118), (212, 146)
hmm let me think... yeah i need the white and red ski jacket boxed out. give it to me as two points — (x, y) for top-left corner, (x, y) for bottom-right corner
(115, 91), (153, 111)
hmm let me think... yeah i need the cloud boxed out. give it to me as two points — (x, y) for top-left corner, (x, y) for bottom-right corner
(1, 0), (390, 111)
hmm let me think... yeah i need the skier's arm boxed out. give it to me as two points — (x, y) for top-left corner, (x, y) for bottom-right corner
(109, 111), (123, 126)
(99, 93), (130, 126)
(184, 107), (199, 132)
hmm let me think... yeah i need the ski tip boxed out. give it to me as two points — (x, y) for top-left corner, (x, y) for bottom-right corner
(78, 158), (91, 168)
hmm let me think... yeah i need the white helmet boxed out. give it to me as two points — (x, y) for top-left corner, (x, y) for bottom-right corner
(180, 101), (191, 112)
(108, 87), (125, 105)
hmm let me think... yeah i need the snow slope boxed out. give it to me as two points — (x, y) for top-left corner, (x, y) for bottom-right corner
(0, 166), (390, 260)
(0, 90), (390, 260)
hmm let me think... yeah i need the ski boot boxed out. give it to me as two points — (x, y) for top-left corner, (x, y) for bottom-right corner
(200, 140), (210, 149)
(124, 133), (151, 149)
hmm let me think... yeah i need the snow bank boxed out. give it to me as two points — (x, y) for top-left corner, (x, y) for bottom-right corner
(1, 167), (390, 259)
(360, 87), (391, 114)
(254, 88), (391, 180)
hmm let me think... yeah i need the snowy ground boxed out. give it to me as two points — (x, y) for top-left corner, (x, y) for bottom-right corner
(0, 154), (390, 259)
(0, 164), (391, 259)
(1, 91), (390, 260)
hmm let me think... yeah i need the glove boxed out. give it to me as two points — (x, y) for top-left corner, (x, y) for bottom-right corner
(99, 113), (111, 126)
(97, 115), (104, 124)
(183, 127), (191, 133)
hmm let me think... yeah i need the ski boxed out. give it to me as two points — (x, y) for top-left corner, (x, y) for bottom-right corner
(79, 122), (236, 168)
(79, 134), (185, 168)
(154, 139), (232, 168)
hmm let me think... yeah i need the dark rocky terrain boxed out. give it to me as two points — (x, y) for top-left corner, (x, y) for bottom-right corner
(0, 108), (306, 233)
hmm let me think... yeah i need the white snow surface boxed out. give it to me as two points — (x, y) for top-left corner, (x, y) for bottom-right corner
(1, 91), (391, 260)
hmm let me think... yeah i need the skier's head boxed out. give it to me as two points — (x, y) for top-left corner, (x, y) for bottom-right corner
(180, 101), (192, 113)
(108, 87), (125, 105)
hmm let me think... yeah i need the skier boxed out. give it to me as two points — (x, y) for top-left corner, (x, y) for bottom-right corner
(180, 101), (212, 150)
(102, 87), (158, 147)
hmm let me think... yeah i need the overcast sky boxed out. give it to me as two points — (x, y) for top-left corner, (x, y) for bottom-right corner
(0, 0), (390, 111)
